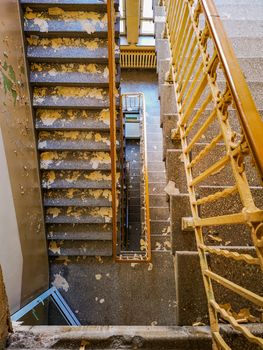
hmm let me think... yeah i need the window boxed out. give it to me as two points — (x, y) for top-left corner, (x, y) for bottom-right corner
(120, 0), (126, 35)
(140, 0), (154, 35)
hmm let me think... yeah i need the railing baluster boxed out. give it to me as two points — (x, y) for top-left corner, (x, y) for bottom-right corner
(175, 22), (194, 80)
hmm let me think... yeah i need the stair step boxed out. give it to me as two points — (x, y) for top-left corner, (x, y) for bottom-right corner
(48, 239), (112, 256)
(222, 19), (263, 38)
(33, 86), (113, 109)
(214, 0), (262, 5)
(198, 185), (263, 218)
(38, 130), (120, 151)
(43, 188), (112, 207)
(20, 0), (119, 11)
(182, 108), (263, 145)
(41, 170), (116, 189)
(24, 12), (120, 39)
(47, 223), (112, 240)
(229, 37), (263, 58)
(191, 143), (262, 187)
(26, 37), (120, 63)
(39, 151), (114, 170)
(45, 206), (113, 224)
(217, 4), (263, 21)
(35, 108), (113, 130)
(232, 57), (263, 83)
(183, 81), (263, 110)
(30, 63), (120, 87)
(38, 140), (110, 152)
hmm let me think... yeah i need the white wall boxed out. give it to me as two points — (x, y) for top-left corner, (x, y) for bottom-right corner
(0, 129), (23, 314)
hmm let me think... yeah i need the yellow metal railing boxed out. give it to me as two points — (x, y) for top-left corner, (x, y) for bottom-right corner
(163, 0), (263, 348)
(118, 93), (151, 262)
(107, 0), (118, 258)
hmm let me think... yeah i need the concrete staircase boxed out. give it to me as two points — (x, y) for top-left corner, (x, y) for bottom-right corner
(20, 0), (121, 258)
(4, 0), (261, 349)
(155, 0), (263, 338)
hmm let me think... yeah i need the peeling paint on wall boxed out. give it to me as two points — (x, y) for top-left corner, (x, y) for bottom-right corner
(1, 61), (17, 105)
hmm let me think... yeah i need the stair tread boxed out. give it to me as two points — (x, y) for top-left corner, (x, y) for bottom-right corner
(47, 231), (112, 240)
(44, 197), (111, 206)
(38, 139), (113, 151)
(41, 169), (117, 189)
(44, 188), (112, 207)
(47, 221), (112, 231)
(42, 178), (112, 189)
(24, 15), (120, 38)
(228, 37), (263, 58)
(48, 240), (112, 256)
(30, 64), (121, 86)
(33, 86), (113, 108)
(40, 160), (114, 171)
(26, 38), (120, 63)
(216, 4), (263, 21)
(45, 206), (113, 224)
(40, 151), (114, 170)
(38, 129), (121, 151)
(222, 19), (263, 38)
(35, 108), (113, 130)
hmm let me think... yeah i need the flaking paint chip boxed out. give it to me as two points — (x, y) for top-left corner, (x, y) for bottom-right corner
(49, 241), (61, 254)
(95, 274), (102, 280)
(164, 240), (171, 249)
(52, 273), (69, 292)
(80, 340), (90, 350)
(131, 263), (139, 268)
(148, 263), (153, 271)
(33, 18), (49, 32)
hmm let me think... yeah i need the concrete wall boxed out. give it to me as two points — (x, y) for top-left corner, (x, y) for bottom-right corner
(0, 265), (12, 349)
(0, 130), (23, 314)
(0, 0), (49, 314)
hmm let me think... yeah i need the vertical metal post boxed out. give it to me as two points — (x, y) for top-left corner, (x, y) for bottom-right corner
(107, 0), (117, 258)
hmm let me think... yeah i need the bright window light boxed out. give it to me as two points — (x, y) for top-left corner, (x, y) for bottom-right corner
(120, 0), (126, 35)
(119, 0), (124, 17)
(141, 20), (154, 35)
(120, 19), (125, 34)
(142, 0), (153, 18)
(140, 0), (154, 35)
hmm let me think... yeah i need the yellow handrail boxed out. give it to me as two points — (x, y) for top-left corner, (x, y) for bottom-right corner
(200, 0), (263, 180)
(163, 0), (263, 348)
(107, 0), (118, 258)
